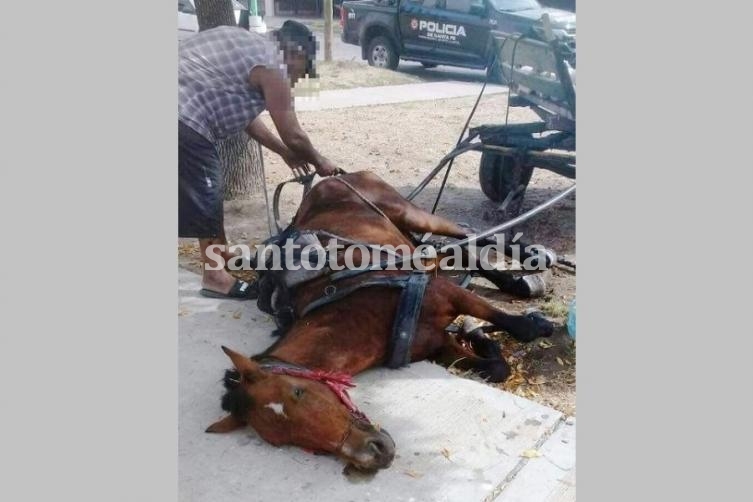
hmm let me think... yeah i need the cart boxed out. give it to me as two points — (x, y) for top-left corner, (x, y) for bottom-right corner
(407, 15), (576, 232)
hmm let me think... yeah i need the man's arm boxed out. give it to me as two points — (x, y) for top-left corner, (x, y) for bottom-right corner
(245, 117), (288, 158)
(245, 117), (311, 177)
(249, 67), (337, 176)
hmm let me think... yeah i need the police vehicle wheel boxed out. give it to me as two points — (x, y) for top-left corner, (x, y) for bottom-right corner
(367, 36), (399, 70)
(479, 151), (533, 214)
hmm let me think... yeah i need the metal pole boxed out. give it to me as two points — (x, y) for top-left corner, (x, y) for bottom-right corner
(323, 0), (333, 61)
(440, 184), (576, 252)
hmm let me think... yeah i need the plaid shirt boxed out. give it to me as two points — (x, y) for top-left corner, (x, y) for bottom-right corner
(179, 26), (285, 143)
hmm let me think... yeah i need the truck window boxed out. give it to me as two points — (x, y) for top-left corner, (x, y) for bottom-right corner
(488, 0), (540, 12)
(422, 0), (445, 8)
(178, 0), (195, 15)
(444, 0), (471, 13)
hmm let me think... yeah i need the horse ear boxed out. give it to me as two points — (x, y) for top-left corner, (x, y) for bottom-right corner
(221, 346), (265, 380)
(206, 414), (245, 434)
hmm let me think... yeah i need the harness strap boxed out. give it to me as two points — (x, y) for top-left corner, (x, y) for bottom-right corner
(332, 177), (391, 223)
(272, 174), (314, 234)
(299, 276), (411, 317)
(386, 271), (430, 369)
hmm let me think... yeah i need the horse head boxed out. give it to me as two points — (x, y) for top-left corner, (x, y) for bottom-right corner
(206, 346), (395, 472)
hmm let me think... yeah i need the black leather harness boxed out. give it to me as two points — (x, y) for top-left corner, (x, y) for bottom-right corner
(385, 270), (430, 368)
(255, 226), (430, 369)
(256, 173), (434, 369)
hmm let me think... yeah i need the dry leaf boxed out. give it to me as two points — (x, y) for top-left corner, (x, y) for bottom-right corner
(440, 448), (451, 460)
(538, 340), (554, 349)
(520, 449), (541, 458)
(527, 375), (548, 385)
(404, 469), (423, 479)
(556, 357), (565, 366)
(178, 308), (189, 317)
(232, 311), (242, 320)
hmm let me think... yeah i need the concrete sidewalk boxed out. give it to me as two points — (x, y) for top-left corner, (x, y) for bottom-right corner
(293, 81), (507, 112)
(178, 267), (575, 501)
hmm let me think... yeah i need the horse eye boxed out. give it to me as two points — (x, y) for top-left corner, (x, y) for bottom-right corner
(293, 387), (305, 399)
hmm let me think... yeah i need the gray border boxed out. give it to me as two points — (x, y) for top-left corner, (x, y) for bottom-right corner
(0, 2), (177, 501)
(580, 0), (753, 500)
(3, 0), (753, 500)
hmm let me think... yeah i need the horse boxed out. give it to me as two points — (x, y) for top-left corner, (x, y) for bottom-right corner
(206, 171), (554, 473)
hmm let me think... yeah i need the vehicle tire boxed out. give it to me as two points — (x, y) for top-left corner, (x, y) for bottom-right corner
(367, 36), (399, 70)
(421, 62), (438, 69)
(486, 58), (507, 85)
(479, 152), (534, 214)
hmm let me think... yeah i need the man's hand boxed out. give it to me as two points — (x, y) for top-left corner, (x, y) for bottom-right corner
(283, 151), (312, 178)
(314, 158), (339, 177)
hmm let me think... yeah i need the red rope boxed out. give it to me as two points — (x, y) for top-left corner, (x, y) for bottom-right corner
(264, 366), (369, 422)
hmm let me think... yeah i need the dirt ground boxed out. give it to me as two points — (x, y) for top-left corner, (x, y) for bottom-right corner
(179, 91), (576, 416)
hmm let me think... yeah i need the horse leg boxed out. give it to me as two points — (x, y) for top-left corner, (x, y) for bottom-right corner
(443, 280), (554, 342)
(380, 198), (548, 298)
(388, 201), (469, 239)
(431, 334), (511, 383)
(458, 318), (504, 360)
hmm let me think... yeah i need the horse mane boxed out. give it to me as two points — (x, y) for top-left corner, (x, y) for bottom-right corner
(220, 369), (254, 419)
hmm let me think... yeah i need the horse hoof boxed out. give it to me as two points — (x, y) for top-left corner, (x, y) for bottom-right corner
(511, 271), (550, 298)
(524, 310), (554, 338)
(476, 359), (511, 383)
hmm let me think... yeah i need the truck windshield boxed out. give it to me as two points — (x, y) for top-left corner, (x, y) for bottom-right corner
(488, 0), (541, 12)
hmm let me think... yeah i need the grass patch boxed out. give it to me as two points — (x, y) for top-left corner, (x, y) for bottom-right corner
(296, 60), (426, 92)
(540, 297), (569, 319)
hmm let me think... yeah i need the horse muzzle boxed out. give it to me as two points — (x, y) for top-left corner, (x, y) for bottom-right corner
(341, 426), (396, 471)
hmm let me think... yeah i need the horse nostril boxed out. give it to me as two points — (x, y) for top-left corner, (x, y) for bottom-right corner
(367, 439), (386, 456)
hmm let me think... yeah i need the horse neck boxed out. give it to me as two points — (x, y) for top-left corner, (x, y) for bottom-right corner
(264, 314), (389, 376)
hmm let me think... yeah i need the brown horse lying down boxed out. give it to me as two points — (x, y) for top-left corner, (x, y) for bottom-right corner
(207, 171), (554, 473)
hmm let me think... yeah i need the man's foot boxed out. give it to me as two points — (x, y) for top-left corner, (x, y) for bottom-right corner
(200, 279), (258, 300)
(201, 269), (258, 300)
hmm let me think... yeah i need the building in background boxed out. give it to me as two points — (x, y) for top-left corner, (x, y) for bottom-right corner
(263, 0), (324, 17)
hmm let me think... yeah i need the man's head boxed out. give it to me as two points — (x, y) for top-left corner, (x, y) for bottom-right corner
(273, 20), (317, 85)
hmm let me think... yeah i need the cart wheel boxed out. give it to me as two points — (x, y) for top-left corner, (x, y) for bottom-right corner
(479, 152), (534, 214)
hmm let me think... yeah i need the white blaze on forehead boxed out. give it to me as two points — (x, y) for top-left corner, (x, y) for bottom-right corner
(264, 402), (287, 418)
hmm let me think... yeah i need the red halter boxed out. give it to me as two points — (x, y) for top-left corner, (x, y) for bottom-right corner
(261, 362), (370, 423)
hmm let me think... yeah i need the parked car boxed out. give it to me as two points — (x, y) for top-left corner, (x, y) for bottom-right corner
(340, 0), (575, 81)
(178, 0), (267, 35)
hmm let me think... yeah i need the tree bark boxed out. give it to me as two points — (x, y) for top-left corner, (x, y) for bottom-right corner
(194, 0), (266, 200)
(194, 0), (235, 31)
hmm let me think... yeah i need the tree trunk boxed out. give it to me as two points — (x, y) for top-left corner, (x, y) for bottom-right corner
(194, 0), (265, 201)
(194, 0), (235, 31)
(218, 135), (266, 198)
